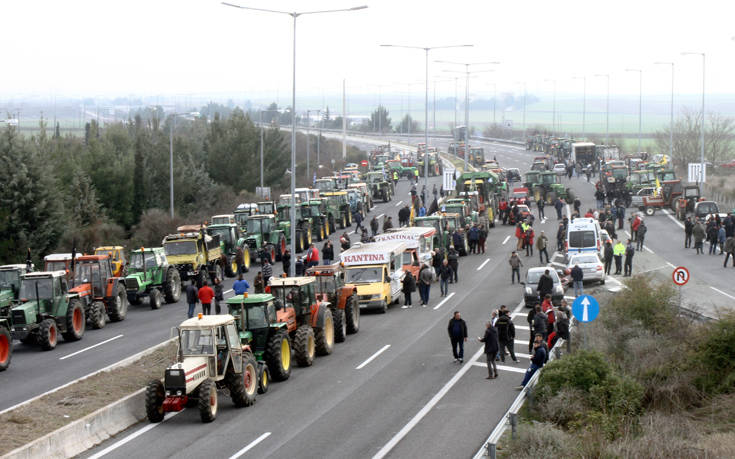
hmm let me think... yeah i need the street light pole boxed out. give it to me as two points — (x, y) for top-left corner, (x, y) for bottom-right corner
(594, 74), (610, 145)
(573, 76), (586, 138)
(545, 79), (556, 136)
(223, 2), (367, 276)
(306, 109), (310, 180)
(654, 62), (674, 160)
(682, 52), (705, 183)
(626, 68), (643, 154)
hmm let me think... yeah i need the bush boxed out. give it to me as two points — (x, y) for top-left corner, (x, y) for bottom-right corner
(601, 275), (679, 335)
(500, 421), (577, 459)
(537, 350), (609, 394)
(693, 313), (735, 394)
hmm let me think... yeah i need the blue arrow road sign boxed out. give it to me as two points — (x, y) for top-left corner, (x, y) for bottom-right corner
(572, 295), (599, 323)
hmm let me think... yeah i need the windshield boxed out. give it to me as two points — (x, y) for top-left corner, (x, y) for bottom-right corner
(541, 174), (557, 185)
(526, 173), (539, 181)
(130, 252), (157, 270)
(401, 252), (416, 265)
(74, 262), (101, 285)
(447, 219), (458, 231)
(345, 267), (382, 284)
(660, 172), (676, 181)
(211, 217), (229, 225)
(164, 240), (197, 256)
(259, 203), (274, 214)
(20, 277), (53, 299)
(46, 261), (68, 272)
(416, 219), (441, 233)
(96, 250), (115, 259)
(310, 204), (322, 215)
(571, 255), (600, 264)
(208, 227), (231, 243)
(245, 304), (269, 329)
(180, 328), (215, 355)
(235, 212), (248, 227)
(247, 219), (263, 234)
(697, 202), (718, 215)
(316, 181), (333, 192)
(0, 270), (20, 290)
(569, 231), (596, 248)
(270, 285), (304, 309)
(612, 168), (627, 178)
(316, 276), (337, 295)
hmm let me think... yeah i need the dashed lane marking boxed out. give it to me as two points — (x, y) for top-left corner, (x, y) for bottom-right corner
(395, 200), (403, 207)
(502, 235), (510, 245)
(59, 335), (124, 361)
(88, 411), (182, 459)
(470, 362), (526, 374)
(433, 292), (456, 310)
(666, 262), (676, 269)
(661, 209), (686, 230)
(355, 345), (391, 370)
(230, 433), (272, 459)
(711, 286), (735, 301)
(476, 258), (491, 271)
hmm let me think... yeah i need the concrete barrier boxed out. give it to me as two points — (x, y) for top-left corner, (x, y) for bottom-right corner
(2, 389), (146, 459)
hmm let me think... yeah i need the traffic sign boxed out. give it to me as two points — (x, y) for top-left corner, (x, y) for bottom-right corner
(360, 160), (368, 167)
(572, 295), (599, 323)
(443, 168), (456, 191)
(688, 163), (706, 183)
(672, 266), (689, 286)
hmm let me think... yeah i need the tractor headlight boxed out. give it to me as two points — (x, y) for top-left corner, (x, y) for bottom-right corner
(165, 390), (171, 396)
(176, 390), (182, 396)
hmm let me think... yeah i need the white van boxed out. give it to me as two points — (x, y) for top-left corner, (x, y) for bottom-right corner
(565, 217), (602, 259)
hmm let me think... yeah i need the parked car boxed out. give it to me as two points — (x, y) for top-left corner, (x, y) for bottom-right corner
(521, 267), (565, 308)
(631, 187), (656, 209)
(553, 163), (567, 176)
(566, 252), (605, 285)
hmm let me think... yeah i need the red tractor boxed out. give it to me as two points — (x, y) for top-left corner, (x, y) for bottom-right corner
(69, 254), (128, 329)
(305, 263), (360, 342)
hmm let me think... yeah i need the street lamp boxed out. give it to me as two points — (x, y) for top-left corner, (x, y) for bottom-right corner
(544, 79), (556, 136)
(654, 62), (674, 160)
(625, 68), (643, 154)
(380, 44), (474, 191)
(223, 2), (367, 276)
(437, 60), (499, 170)
(258, 108), (281, 192)
(572, 76), (586, 138)
(681, 52), (705, 183)
(594, 74), (610, 145)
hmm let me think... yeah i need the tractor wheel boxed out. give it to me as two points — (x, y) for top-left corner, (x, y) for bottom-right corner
(149, 289), (163, 310)
(314, 308), (334, 356)
(293, 325), (315, 367)
(346, 211), (352, 227)
(230, 352), (257, 408)
(197, 379), (218, 423)
(295, 230), (303, 252)
(145, 379), (165, 423)
(645, 207), (655, 216)
(265, 244), (276, 264)
(0, 326), (12, 371)
(242, 249), (251, 273)
(108, 283), (128, 322)
(39, 319), (58, 351)
(128, 294), (141, 306)
(307, 227), (313, 246)
(164, 267), (181, 303)
(340, 213), (347, 230)
(324, 217), (331, 236)
(257, 365), (271, 394)
(225, 256), (237, 278)
(333, 308), (346, 343)
(88, 301), (106, 329)
(317, 224), (325, 242)
(345, 295), (360, 334)
(265, 329), (292, 381)
(62, 298), (85, 342)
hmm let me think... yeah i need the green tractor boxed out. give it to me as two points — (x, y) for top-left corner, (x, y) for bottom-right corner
(246, 214), (290, 262)
(443, 213), (470, 256)
(365, 171), (393, 202)
(468, 147), (485, 167)
(444, 199), (476, 227)
(626, 170), (655, 194)
(320, 191), (353, 230)
(524, 171), (543, 200)
(10, 271), (86, 351)
(314, 177), (338, 194)
(206, 223), (249, 276)
(414, 215), (450, 249)
(294, 202), (322, 243)
(234, 203), (258, 234)
(125, 247), (182, 309)
(417, 151), (442, 177)
(538, 171), (574, 203)
(301, 200), (332, 240)
(0, 265), (33, 370)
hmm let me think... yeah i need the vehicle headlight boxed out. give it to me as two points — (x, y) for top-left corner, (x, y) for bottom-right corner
(370, 294), (382, 300)
(525, 287), (532, 295)
(176, 390), (182, 396)
(165, 390), (171, 396)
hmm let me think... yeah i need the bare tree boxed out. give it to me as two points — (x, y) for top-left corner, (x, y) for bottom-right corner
(655, 108), (735, 168)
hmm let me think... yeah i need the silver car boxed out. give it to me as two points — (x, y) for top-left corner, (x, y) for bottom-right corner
(631, 187), (655, 209)
(567, 253), (606, 284)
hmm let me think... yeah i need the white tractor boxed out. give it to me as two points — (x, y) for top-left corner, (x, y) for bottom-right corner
(145, 314), (258, 423)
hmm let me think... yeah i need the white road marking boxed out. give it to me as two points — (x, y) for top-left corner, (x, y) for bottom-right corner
(502, 235), (510, 245)
(395, 200), (403, 207)
(563, 295), (576, 300)
(377, 213), (385, 219)
(515, 325), (530, 331)
(224, 289), (233, 295)
(512, 300), (525, 314)
(470, 362), (526, 374)
(59, 334), (124, 360)
(432, 292), (456, 310)
(476, 258), (491, 271)
(88, 411), (182, 459)
(666, 262), (677, 269)
(513, 339), (527, 346)
(372, 346), (485, 459)
(710, 286), (735, 300)
(355, 344), (391, 370)
(644, 246), (654, 254)
(230, 432), (272, 459)
(349, 230), (356, 235)
(661, 209), (686, 229)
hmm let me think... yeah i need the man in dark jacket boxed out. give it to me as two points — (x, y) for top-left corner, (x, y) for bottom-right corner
(571, 264), (584, 297)
(452, 231), (465, 256)
(537, 199), (545, 220)
(402, 271), (416, 307)
(447, 246), (459, 283)
(554, 197), (564, 220)
(536, 269), (554, 302)
(419, 264), (433, 306)
(533, 305), (548, 340)
(398, 205), (411, 227)
(439, 259), (452, 297)
(447, 311), (468, 363)
(495, 307), (517, 363)
(322, 240), (334, 265)
(479, 321), (499, 379)
(281, 249), (291, 275)
(556, 222), (565, 251)
(370, 215), (379, 236)
(186, 280), (198, 318)
(624, 239), (635, 276)
(517, 334), (547, 388)
(603, 240), (613, 275)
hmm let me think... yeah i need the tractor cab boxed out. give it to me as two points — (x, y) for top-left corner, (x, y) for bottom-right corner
(315, 178), (337, 193)
(94, 246), (127, 277)
(257, 201), (275, 215)
(1, 265), (33, 306)
(226, 294), (280, 352)
(70, 254), (127, 324)
(211, 214), (235, 225)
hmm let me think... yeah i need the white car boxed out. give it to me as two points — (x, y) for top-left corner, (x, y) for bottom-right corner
(553, 163), (567, 176)
(567, 253), (606, 284)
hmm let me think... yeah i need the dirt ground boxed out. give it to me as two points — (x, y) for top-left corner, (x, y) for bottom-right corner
(0, 342), (177, 456)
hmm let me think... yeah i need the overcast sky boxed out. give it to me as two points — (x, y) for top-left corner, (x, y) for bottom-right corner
(2, 0), (735, 102)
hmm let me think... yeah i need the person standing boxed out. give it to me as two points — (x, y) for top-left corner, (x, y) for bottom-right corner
(636, 221), (647, 251)
(322, 240), (334, 266)
(517, 334), (547, 389)
(537, 198), (545, 220)
(573, 197), (581, 215)
(533, 305), (548, 340)
(613, 240), (625, 274)
(402, 270), (416, 307)
(448, 246), (459, 283)
(340, 232), (351, 251)
(693, 220), (705, 254)
(718, 224), (727, 255)
(478, 321), (499, 379)
(186, 280), (199, 319)
(684, 217), (694, 248)
(571, 264), (584, 297)
(509, 251), (523, 284)
(419, 263), (434, 306)
(724, 236), (735, 267)
(624, 239), (635, 276)
(281, 249), (291, 275)
(603, 240), (614, 275)
(554, 197), (564, 220)
(440, 259), (452, 297)
(198, 280), (215, 315)
(262, 258), (273, 285)
(353, 208), (363, 232)
(383, 216), (393, 232)
(447, 311), (468, 363)
(536, 230), (549, 264)
(478, 224), (487, 254)
(707, 222), (719, 255)
(468, 225), (479, 254)
(495, 307), (518, 363)
(253, 272), (265, 294)
(233, 274), (250, 295)
(537, 269), (554, 302)
(235, 246), (246, 275)
(499, 199), (509, 225)
(631, 214), (641, 242)
(370, 215), (379, 236)
(295, 256), (306, 276)
(556, 222), (565, 251)
(525, 226), (535, 257)
(213, 277), (224, 314)
(616, 204), (626, 230)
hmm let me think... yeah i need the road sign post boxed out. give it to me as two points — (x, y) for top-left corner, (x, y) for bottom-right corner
(443, 167), (456, 191)
(672, 266), (689, 312)
(572, 295), (599, 349)
(687, 163), (706, 184)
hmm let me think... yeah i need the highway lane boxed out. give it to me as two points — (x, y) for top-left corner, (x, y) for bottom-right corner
(0, 159), (442, 413)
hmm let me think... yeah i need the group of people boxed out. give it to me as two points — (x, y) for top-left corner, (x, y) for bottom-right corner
(402, 244), (462, 307)
(685, 214), (735, 264)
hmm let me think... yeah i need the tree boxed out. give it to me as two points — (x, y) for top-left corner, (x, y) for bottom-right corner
(369, 105), (391, 132)
(395, 114), (420, 134)
(132, 115), (146, 222)
(654, 109), (735, 168)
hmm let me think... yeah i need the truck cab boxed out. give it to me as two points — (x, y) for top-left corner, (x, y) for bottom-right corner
(339, 241), (407, 313)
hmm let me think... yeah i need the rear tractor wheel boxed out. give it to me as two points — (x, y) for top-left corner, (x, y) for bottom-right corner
(145, 380), (165, 423)
(333, 308), (346, 343)
(39, 318), (58, 351)
(163, 267), (181, 303)
(62, 298), (85, 342)
(107, 283), (128, 322)
(265, 329), (291, 381)
(345, 295), (360, 334)
(230, 352), (257, 408)
(197, 379), (218, 423)
(88, 301), (106, 329)
(0, 326), (12, 371)
(149, 289), (163, 310)
(315, 308), (334, 356)
(293, 325), (315, 367)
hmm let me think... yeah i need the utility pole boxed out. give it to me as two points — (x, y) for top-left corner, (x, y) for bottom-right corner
(342, 79), (347, 159)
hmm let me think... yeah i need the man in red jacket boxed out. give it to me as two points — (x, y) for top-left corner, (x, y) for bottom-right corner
(198, 280), (215, 315)
(631, 214), (642, 242)
(306, 243), (320, 268)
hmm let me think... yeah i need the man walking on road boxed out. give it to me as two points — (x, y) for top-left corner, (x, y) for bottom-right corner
(198, 280), (215, 315)
(495, 307), (518, 363)
(418, 263), (434, 306)
(613, 240), (625, 274)
(262, 258), (273, 286)
(636, 221), (647, 251)
(624, 239), (635, 276)
(554, 197), (564, 220)
(693, 220), (706, 254)
(536, 231), (549, 264)
(603, 239), (613, 275)
(537, 199), (545, 220)
(724, 236), (735, 267)
(448, 246), (459, 283)
(537, 269), (554, 301)
(213, 278), (224, 314)
(684, 217), (694, 248)
(370, 215), (379, 236)
(448, 311), (468, 363)
(479, 321), (499, 379)
(233, 273), (250, 295)
(439, 259), (452, 297)
(571, 264), (584, 297)
(402, 270), (416, 307)
(186, 280), (198, 319)
(509, 251), (523, 284)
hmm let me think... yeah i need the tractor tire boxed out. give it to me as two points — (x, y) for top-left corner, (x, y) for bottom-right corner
(149, 289), (163, 310)
(225, 256), (237, 278)
(229, 352), (257, 408)
(88, 301), (106, 330)
(265, 329), (292, 381)
(645, 207), (655, 216)
(333, 308), (346, 343)
(242, 249), (251, 272)
(295, 230), (303, 253)
(340, 213), (347, 229)
(62, 298), (85, 342)
(197, 379), (218, 423)
(265, 244), (276, 264)
(39, 318), (58, 351)
(324, 217), (331, 236)
(128, 294), (141, 306)
(107, 283), (128, 322)
(257, 365), (271, 394)
(164, 267), (181, 303)
(345, 295), (360, 334)
(317, 224), (325, 242)
(0, 326), (12, 371)
(145, 380), (165, 423)
(346, 212), (352, 227)
(314, 308), (334, 356)
(293, 325), (315, 367)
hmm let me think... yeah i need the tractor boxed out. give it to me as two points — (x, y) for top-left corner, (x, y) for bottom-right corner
(414, 215), (450, 249)
(348, 182), (374, 214)
(293, 202), (322, 244)
(234, 202), (258, 233)
(345, 188), (367, 220)
(301, 200), (331, 239)
(257, 201), (276, 216)
(305, 264), (360, 342)
(468, 147), (485, 167)
(246, 214), (290, 261)
(443, 213), (470, 255)
(443, 199), (475, 227)
(538, 171), (574, 203)
(70, 254), (128, 329)
(0, 264), (34, 370)
(210, 214), (235, 225)
(364, 171), (393, 202)
(320, 191), (353, 229)
(275, 205), (307, 254)
(94, 246), (127, 277)
(417, 150), (441, 177)
(9, 271), (85, 351)
(524, 171), (542, 199)
(315, 177), (338, 194)
(675, 185), (701, 220)
(163, 225), (225, 287)
(125, 247), (182, 309)
(206, 222), (250, 276)
(145, 314), (258, 423)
